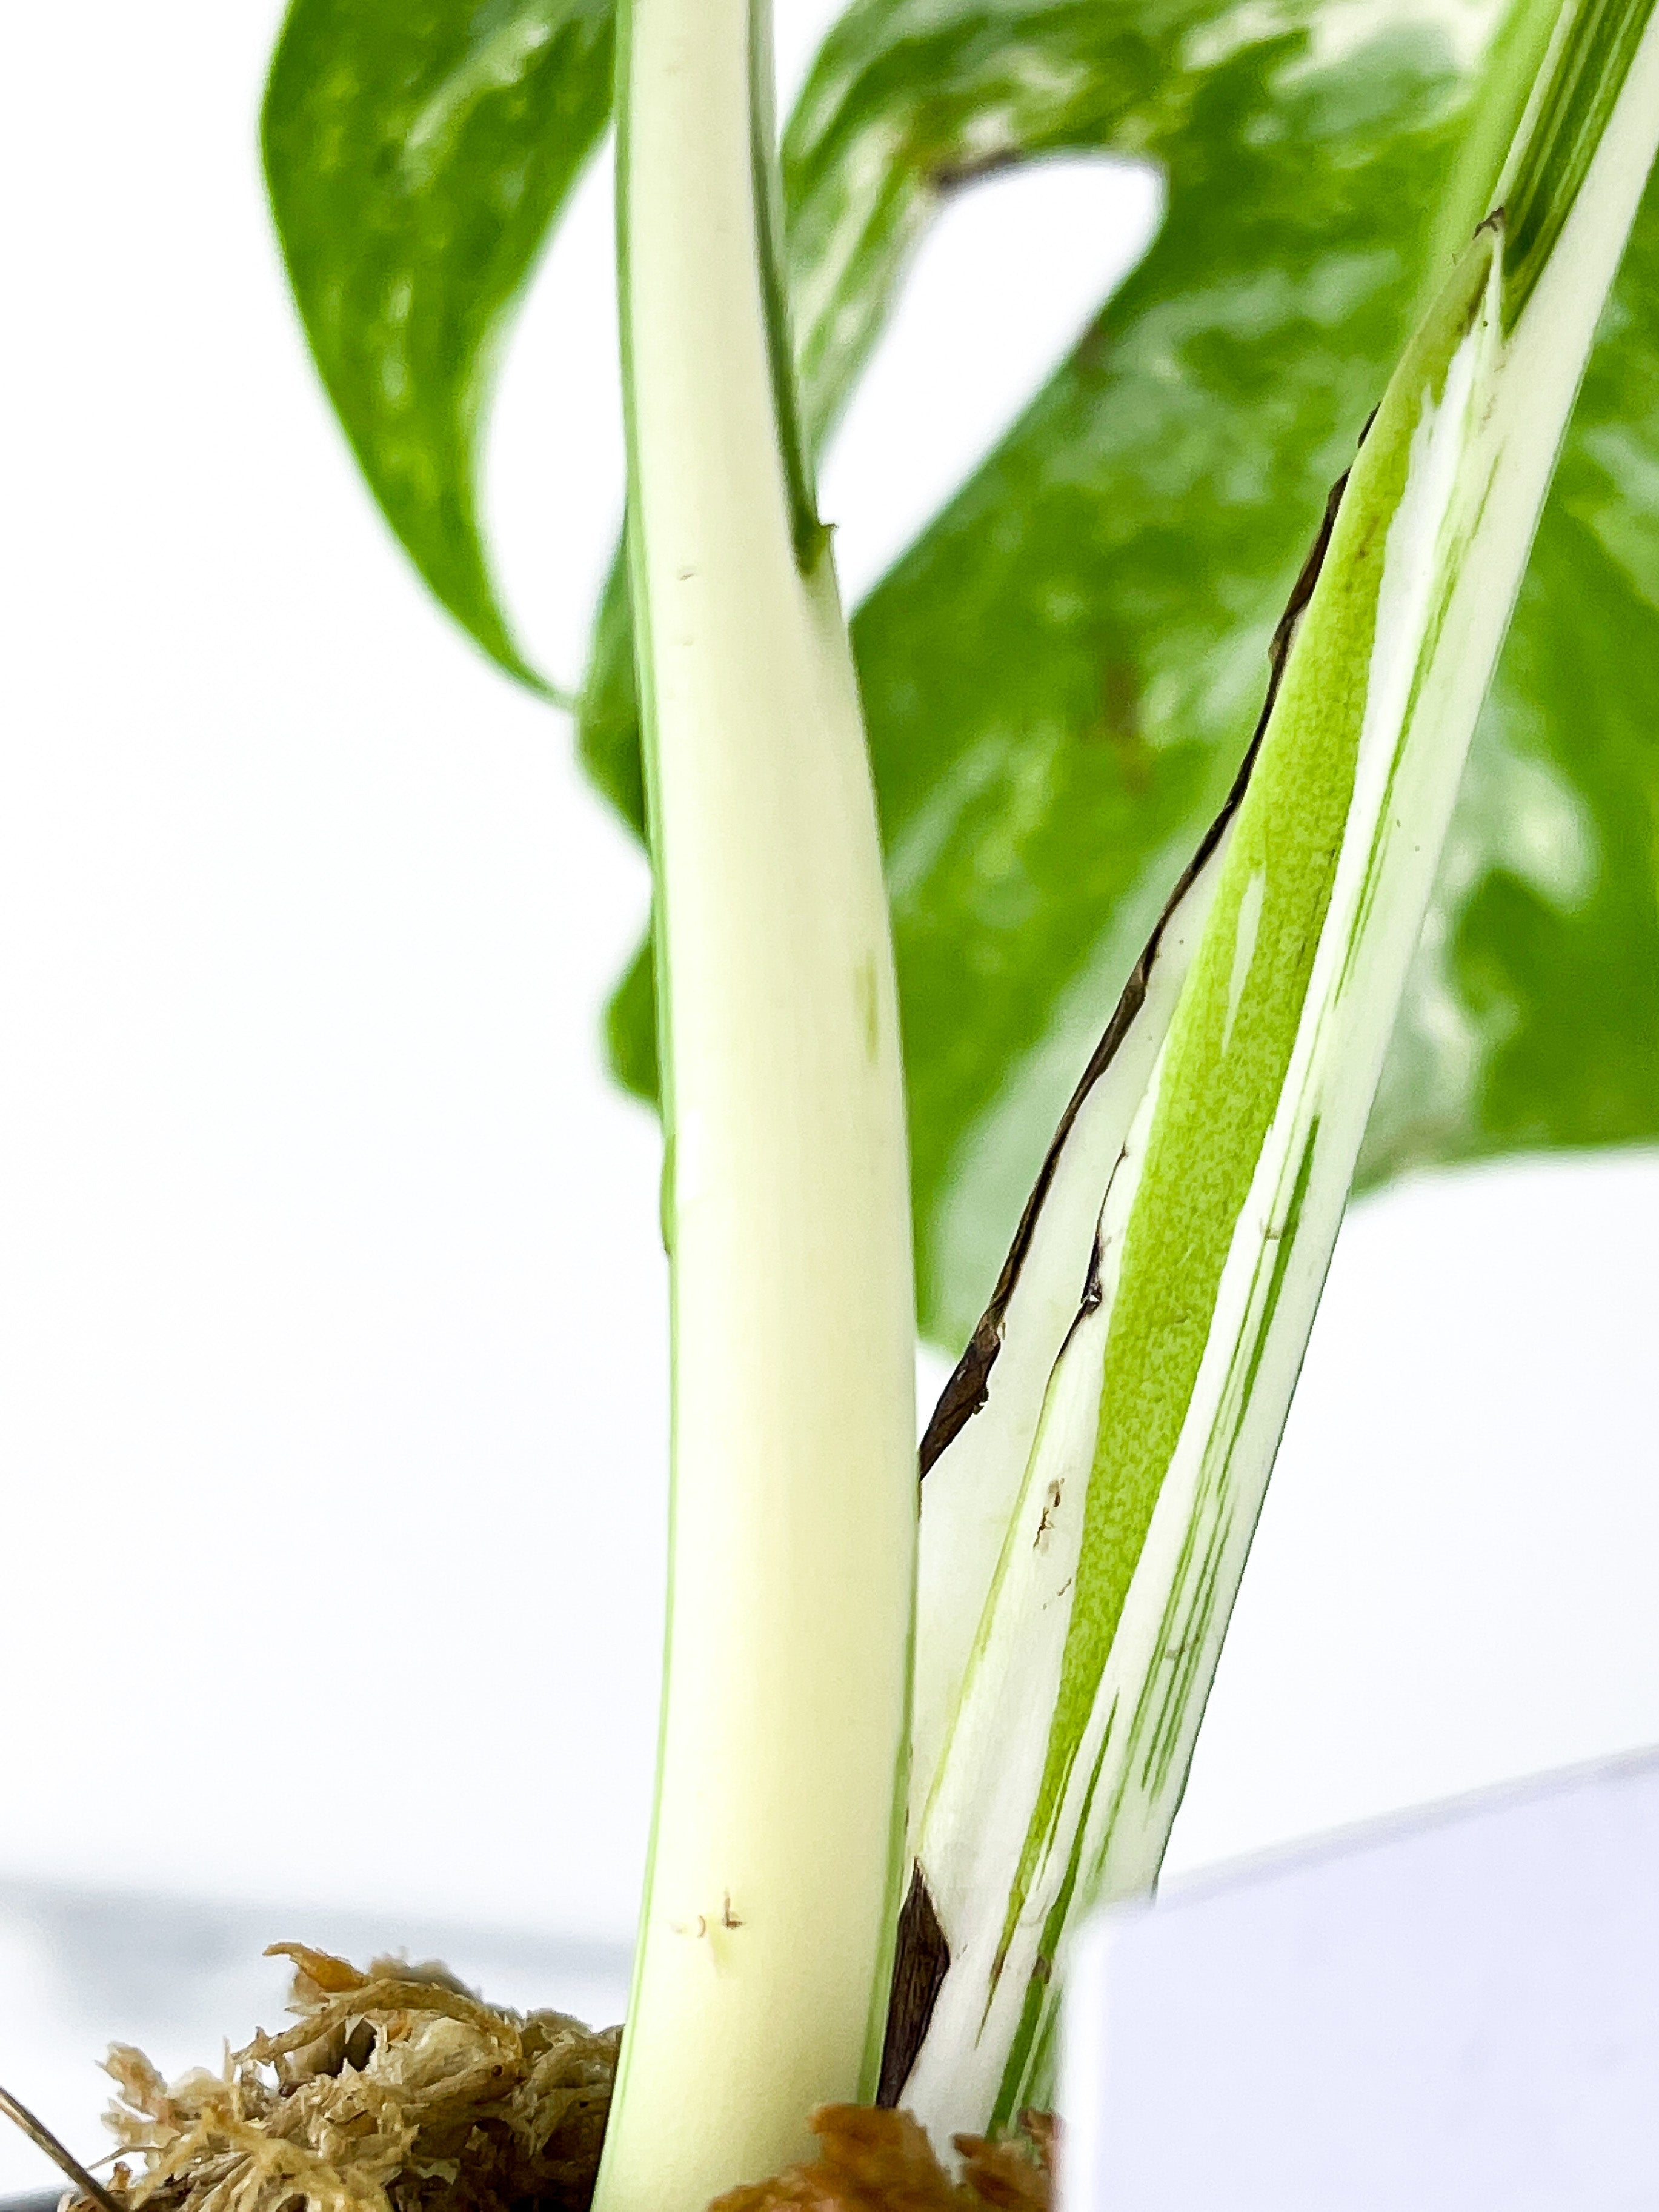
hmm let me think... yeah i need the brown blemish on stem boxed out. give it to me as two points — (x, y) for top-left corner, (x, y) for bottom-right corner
(876, 1866), (951, 2108)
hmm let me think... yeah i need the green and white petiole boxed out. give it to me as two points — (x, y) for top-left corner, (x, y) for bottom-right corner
(590, 1), (917, 2207)
(886, 0), (1659, 2137)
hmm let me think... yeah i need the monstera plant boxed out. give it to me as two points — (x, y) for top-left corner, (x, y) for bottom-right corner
(218, 0), (1659, 2202)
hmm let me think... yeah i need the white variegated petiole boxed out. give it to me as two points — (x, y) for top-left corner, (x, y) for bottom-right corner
(885, 0), (1659, 2137)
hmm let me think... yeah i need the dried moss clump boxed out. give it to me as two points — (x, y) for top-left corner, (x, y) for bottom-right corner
(711, 2105), (1053, 2212)
(89, 1944), (619, 2212)
(62, 1944), (1051, 2212)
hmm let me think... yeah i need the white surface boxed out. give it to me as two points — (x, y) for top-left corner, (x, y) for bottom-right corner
(489, 35), (1158, 682)
(819, 156), (1163, 600)
(0, 0), (1657, 2108)
(1065, 1750), (1659, 2210)
(1166, 1154), (1659, 1875)
(0, 0), (663, 1940)
(486, 139), (625, 697)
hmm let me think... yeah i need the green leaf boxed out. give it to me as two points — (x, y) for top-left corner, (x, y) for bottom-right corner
(842, 1), (1481, 1351)
(583, 0), (1484, 1331)
(587, 0), (1659, 1351)
(263, 0), (1659, 1352)
(261, 0), (614, 694)
(1363, 191), (1659, 1177)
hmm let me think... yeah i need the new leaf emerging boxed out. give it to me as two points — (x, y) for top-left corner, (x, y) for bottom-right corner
(888, 0), (1659, 2135)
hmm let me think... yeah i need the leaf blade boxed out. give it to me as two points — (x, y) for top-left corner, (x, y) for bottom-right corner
(262, 0), (615, 692)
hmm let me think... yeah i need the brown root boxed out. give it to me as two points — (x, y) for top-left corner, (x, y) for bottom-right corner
(709, 2105), (1053, 2212)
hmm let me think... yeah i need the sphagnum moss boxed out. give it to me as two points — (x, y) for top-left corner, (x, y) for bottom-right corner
(3, 1950), (1052, 2212)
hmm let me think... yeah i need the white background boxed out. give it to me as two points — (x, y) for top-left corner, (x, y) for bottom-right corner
(1, 0), (1657, 2141)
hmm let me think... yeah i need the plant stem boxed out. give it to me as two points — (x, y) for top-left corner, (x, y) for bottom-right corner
(590, 2), (917, 2208)
(889, 0), (1659, 2134)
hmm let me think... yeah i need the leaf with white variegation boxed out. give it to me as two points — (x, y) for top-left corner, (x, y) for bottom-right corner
(262, 0), (1659, 1350)
(262, 0), (614, 694)
(884, 0), (1659, 2136)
